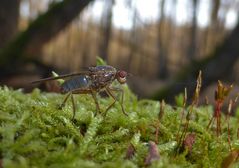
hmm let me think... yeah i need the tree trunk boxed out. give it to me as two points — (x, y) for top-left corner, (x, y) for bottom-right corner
(211, 0), (220, 27)
(0, 0), (20, 49)
(0, 0), (94, 67)
(127, 6), (138, 72)
(98, 0), (114, 62)
(157, 0), (168, 79)
(187, 0), (198, 61)
(152, 21), (239, 102)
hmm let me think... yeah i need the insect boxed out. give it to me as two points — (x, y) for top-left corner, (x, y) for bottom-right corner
(32, 65), (130, 119)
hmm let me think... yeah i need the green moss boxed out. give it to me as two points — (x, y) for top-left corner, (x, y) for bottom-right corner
(0, 85), (239, 168)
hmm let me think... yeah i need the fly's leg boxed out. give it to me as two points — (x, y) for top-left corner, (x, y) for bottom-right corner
(72, 88), (99, 116)
(58, 88), (100, 119)
(58, 92), (76, 120)
(110, 87), (127, 116)
(104, 88), (116, 116)
(91, 91), (100, 115)
(71, 94), (76, 120)
(58, 92), (72, 109)
(104, 87), (128, 116)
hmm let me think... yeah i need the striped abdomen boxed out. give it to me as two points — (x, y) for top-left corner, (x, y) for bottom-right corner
(61, 75), (90, 92)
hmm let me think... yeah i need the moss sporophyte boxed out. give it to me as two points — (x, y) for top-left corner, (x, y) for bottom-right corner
(1, 69), (239, 167)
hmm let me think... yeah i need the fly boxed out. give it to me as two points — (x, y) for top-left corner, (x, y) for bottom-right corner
(32, 65), (130, 119)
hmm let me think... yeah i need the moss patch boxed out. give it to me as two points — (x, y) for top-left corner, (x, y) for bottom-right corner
(0, 85), (239, 168)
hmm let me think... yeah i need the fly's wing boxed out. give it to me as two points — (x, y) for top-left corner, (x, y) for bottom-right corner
(31, 71), (90, 84)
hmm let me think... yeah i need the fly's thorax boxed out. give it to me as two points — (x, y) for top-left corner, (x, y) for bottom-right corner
(89, 65), (116, 73)
(89, 69), (117, 90)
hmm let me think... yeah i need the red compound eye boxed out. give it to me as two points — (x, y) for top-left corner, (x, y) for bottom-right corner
(118, 71), (127, 78)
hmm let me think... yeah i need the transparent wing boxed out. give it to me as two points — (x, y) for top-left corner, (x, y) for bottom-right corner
(31, 71), (90, 84)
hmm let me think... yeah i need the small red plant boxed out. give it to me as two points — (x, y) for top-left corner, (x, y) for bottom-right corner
(207, 81), (233, 136)
(176, 71), (201, 154)
(124, 143), (136, 160)
(150, 100), (165, 144)
(183, 133), (196, 153)
(144, 141), (160, 166)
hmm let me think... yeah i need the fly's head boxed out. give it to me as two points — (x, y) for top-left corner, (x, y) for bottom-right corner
(116, 70), (128, 84)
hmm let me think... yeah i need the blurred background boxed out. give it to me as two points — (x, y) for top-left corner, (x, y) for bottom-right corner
(0, 0), (239, 103)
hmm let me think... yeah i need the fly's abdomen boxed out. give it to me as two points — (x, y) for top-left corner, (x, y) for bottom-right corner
(61, 75), (90, 92)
